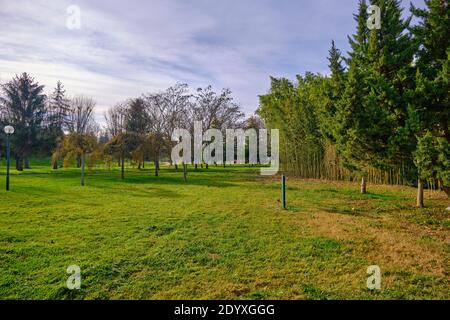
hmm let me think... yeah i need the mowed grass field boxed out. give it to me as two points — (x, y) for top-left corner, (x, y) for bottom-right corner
(0, 160), (449, 300)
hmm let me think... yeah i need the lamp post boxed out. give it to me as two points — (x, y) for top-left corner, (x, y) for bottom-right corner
(121, 128), (126, 180)
(4, 125), (14, 191)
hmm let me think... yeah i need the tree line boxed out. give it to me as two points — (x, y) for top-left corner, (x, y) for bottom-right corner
(257, 0), (449, 206)
(0, 73), (265, 184)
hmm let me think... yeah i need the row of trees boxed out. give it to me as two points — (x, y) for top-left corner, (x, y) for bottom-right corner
(101, 83), (248, 178)
(258, 0), (449, 206)
(0, 75), (94, 170)
(1, 73), (262, 184)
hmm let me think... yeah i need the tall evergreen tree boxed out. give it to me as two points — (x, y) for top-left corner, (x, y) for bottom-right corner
(50, 81), (70, 128)
(47, 81), (70, 168)
(410, 0), (450, 204)
(333, 0), (415, 193)
(0, 73), (47, 170)
(125, 98), (151, 169)
(347, 0), (370, 66)
(365, 0), (416, 164)
(320, 40), (346, 142)
(125, 98), (149, 134)
(334, 0), (376, 193)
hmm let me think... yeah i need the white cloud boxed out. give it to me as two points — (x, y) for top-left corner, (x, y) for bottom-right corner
(0, 0), (425, 124)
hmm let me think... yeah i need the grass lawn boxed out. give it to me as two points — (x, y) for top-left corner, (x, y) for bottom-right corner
(0, 160), (449, 300)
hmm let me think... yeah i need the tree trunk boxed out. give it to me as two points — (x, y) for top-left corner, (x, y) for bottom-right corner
(360, 176), (367, 194)
(417, 179), (424, 208)
(52, 160), (58, 170)
(76, 155), (81, 168)
(154, 160), (159, 176)
(206, 163), (209, 169)
(175, 164), (178, 171)
(195, 164), (198, 170)
(440, 179), (450, 198)
(443, 186), (450, 198)
(121, 155), (125, 180)
(183, 163), (187, 182)
(15, 156), (23, 171)
(24, 157), (30, 169)
(80, 154), (85, 186)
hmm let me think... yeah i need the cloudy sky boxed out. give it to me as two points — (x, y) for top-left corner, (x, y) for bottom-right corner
(0, 0), (424, 123)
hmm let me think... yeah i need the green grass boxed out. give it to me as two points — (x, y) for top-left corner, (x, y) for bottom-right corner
(0, 159), (449, 299)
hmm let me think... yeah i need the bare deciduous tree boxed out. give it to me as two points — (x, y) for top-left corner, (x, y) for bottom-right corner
(66, 96), (97, 135)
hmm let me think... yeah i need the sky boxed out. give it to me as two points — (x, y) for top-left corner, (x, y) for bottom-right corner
(0, 0), (425, 124)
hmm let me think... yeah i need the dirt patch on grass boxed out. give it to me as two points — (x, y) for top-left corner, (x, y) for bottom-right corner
(301, 210), (449, 279)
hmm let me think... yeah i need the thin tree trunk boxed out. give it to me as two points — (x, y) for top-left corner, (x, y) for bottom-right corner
(154, 160), (159, 176)
(52, 159), (58, 170)
(76, 155), (81, 168)
(440, 179), (450, 198)
(15, 155), (23, 171)
(417, 179), (424, 208)
(24, 157), (30, 169)
(81, 154), (85, 186)
(183, 163), (187, 182)
(360, 176), (367, 194)
(195, 164), (198, 170)
(175, 164), (178, 171)
(121, 155), (125, 180)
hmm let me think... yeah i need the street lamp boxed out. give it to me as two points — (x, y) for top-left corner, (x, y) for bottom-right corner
(4, 125), (14, 191)
(121, 128), (126, 180)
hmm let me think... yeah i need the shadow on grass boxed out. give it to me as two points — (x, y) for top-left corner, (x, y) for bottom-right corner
(115, 175), (234, 188)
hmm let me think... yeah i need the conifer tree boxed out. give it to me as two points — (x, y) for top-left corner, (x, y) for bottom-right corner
(347, 0), (369, 66)
(333, 0), (415, 193)
(0, 73), (47, 170)
(320, 41), (346, 142)
(48, 81), (70, 168)
(334, 0), (375, 193)
(410, 0), (450, 204)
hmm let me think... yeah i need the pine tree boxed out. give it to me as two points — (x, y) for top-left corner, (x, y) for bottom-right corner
(0, 73), (47, 170)
(347, 0), (369, 66)
(366, 0), (416, 162)
(333, 1), (372, 192)
(333, 0), (415, 193)
(48, 81), (70, 168)
(51, 82), (70, 125)
(334, 1), (375, 193)
(320, 41), (346, 142)
(124, 98), (151, 169)
(334, 59), (382, 193)
(411, 0), (450, 204)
